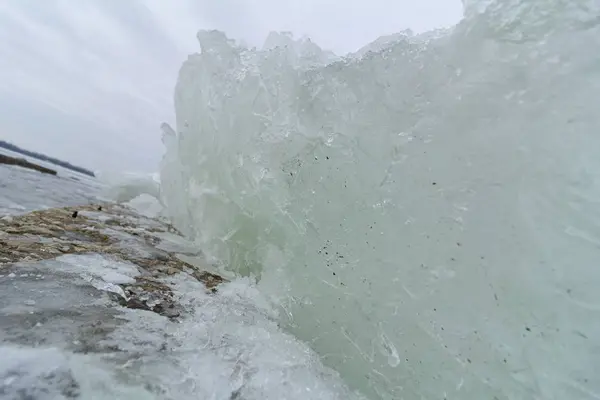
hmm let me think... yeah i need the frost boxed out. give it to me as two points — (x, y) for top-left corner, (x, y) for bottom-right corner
(0, 277), (365, 400)
(55, 253), (140, 285)
(97, 277), (365, 400)
(0, 346), (153, 399)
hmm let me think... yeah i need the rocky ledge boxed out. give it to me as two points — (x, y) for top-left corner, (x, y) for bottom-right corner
(0, 203), (225, 321)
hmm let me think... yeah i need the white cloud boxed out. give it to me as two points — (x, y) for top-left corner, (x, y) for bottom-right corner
(0, 0), (462, 172)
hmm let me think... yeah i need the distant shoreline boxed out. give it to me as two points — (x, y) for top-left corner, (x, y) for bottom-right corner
(0, 153), (57, 175)
(0, 140), (95, 177)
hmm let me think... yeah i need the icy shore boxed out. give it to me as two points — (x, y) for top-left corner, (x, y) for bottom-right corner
(0, 202), (362, 399)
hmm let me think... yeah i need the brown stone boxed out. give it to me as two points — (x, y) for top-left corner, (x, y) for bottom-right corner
(1, 203), (228, 319)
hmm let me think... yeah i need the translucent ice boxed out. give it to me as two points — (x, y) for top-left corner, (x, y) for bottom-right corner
(158, 1), (600, 398)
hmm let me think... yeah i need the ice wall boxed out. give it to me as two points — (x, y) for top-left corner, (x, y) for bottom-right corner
(160, 1), (600, 398)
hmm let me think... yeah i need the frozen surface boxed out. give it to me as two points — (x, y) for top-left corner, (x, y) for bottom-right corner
(158, 0), (600, 399)
(0, 258), (363, 399)
(0, 168), (361, 399)
(99, 276), (365, 400)
(0, 162), (102, 216)
(0, 346), (150, 400)
(54, 254), (141, 298)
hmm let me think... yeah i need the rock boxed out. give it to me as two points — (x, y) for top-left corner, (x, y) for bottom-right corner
(26, 226), (55, 236)
(125, 298), (152, 312)
(0, 203), (227, 321)
(153, 301), (181, 319)
(192, 270), (226, 289)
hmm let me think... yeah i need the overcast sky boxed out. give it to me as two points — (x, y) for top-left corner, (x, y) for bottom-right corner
(0, 0), (463, 173)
